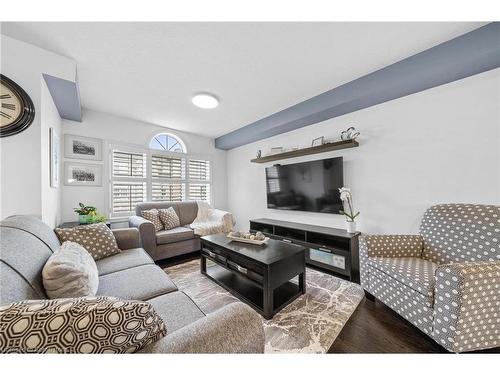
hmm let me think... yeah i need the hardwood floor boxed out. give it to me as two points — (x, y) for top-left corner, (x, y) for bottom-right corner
(328, 297), (500, 353)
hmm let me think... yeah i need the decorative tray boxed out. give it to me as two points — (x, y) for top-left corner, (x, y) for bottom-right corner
(226, 234), (270, 246)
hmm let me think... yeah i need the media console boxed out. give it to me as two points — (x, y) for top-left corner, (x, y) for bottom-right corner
(250, 218), (360, 283)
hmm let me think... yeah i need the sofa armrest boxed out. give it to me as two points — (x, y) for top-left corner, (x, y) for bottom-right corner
(112, 228), (141, 250)
(141, 302), (264, 353)
(208, 209), (235, 233)
(128, 215), (156, 256)
(359, 235), (423, 289)
(433, 261), (500, 353)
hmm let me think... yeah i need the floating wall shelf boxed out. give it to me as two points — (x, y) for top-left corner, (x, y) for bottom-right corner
(250, 139), (359, 164)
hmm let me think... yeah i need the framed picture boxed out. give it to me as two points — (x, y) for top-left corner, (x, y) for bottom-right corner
(311, 136), (324, 147)
(49, 128), (60, 188)
(64, 134), (103, 161)
(64, 162), (102, 186)
(270, 147), (283, 155)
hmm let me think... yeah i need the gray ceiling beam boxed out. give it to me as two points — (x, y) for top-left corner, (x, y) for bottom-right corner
(43, 74), (82, 122)
(215, 22), (500, 150)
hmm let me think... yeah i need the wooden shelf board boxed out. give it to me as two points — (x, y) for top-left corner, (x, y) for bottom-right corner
(250, 139), (358, 163)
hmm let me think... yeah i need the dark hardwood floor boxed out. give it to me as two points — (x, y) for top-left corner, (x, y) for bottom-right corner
(159, 255), (499, 354)
(328, 296), (500, 353)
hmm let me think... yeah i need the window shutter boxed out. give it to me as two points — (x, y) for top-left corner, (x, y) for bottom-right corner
(112, 182), (147, 214)
(152, 183), (185, 202)
(188, 159), (210, 181)
(151, 155), (184, 179)
(112, 151), (146, 177)
(189, 183), (210, 202)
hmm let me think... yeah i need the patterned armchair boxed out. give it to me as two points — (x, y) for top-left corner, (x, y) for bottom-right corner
(360, 204), (500, 353)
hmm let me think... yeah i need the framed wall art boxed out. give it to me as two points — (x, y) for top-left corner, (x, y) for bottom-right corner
(64, 134), (103, 161)
(49, 127), (60, 188)
(64, 162), (102, 186)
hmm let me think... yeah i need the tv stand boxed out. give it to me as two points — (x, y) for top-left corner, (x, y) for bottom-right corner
(250, 218), (360, 283)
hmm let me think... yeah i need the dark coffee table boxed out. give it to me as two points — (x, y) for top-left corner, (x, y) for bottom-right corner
(200, 234), (306, 319)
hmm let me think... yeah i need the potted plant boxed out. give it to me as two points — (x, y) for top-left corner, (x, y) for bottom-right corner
(74, 203), (100, 224)
(338, 187), (359, 233)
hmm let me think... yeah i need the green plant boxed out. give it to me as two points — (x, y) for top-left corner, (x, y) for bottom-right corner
(338, 187), (360, 222)
(74, 202), (97, 215)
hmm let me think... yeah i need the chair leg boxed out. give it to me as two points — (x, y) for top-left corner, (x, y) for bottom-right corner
(364, 291), (376, 302)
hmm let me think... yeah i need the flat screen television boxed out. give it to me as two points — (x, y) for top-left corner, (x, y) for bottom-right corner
(265, 157), (343, 214)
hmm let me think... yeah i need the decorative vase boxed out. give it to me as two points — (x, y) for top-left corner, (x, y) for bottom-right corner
(346, 221), (356, 233)
(78, 214), (89, 224)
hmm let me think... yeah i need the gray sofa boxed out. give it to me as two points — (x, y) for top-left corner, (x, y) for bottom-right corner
(0, 215), (264, 353)
(129, 201), (233, 261)
(360, 204), (500, 353)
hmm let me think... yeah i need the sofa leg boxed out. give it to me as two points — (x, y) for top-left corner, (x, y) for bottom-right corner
(364, 291), (376, 302)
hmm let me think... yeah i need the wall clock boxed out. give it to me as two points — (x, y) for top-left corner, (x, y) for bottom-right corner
(0, 74), (35, 138)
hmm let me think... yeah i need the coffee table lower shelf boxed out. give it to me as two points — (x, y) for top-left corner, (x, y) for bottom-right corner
(203, 263), (302, 319)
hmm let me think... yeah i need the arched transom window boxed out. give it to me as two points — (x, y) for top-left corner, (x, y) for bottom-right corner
(149, 133), (186, 153)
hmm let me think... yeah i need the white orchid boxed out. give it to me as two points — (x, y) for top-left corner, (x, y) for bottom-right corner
(338, 187), (360, 222)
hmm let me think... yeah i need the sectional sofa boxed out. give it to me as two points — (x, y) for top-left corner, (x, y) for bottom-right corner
(0, 215), (264, 353)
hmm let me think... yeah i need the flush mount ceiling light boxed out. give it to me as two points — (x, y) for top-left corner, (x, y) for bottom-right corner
(192, 93), (219, 109)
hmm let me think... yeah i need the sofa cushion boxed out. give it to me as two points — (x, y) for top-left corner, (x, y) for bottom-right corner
(54, 223), (120, 261)
(96, 248), (154, 276)
(0, 296), (166, 353)
(368, 257), (437, 300)
(177, 201), (198, 226)
(156, 227), (195, 245)
(97, 264), (177, 300)
(141, 209), (163, 232)
(147, 291), (205, 333)
(159, 207), (180, 230)
(42, 241), (99, 299)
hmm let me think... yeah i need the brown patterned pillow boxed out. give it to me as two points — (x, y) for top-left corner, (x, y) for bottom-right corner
(54, 223), (120, 261)
(141, 209), (163, 232)
(0, 296), (166, 353)
(158, 207), (180, 230)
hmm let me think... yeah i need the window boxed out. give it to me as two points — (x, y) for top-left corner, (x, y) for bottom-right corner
(111, 149), (147, 216)
(149, 133), (186, 153)
(151, 154), (186, 201)
(188, 159), (211, 202)
(109, 135), (212, 217)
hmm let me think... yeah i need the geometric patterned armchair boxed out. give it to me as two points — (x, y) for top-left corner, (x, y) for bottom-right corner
(360, 204), (500, 353)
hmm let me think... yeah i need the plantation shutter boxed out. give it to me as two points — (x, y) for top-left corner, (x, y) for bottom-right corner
(152, 183), (185, 201)
(151, 155), (184, 179)
(188, 159), (210, 181)
(189, 183), (211, 202)
(112, 151), (146, 177)
(112, 182), (147, 214)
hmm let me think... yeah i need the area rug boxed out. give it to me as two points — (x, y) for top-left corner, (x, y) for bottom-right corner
(164, 260), (364, 353)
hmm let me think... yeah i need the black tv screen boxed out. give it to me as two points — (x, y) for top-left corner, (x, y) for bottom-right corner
(265, 157), (344, 213)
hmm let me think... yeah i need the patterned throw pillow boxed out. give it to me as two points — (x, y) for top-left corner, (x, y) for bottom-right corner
(42, 241), (99, 299)
(54, 223), (120, 261)
(141, 209), (163, 232)
(0, 296), (166, 354)
(158, 207), (180, 230)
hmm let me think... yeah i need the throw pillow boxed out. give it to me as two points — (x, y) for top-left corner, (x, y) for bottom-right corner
(42, 241), (99, 299)
(159, 207), (180, 230)
(54, 223), (120, 261)
(0, 296), (167, 354)
(141, 209), (163, 232)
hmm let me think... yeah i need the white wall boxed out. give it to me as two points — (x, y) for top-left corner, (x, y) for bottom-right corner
(61, 109), (228, 222)
(0, 34), (75, 225)
(227, 68), (500, 234)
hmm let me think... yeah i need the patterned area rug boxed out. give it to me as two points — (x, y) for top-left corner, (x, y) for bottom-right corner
(164, 260), (364, 353)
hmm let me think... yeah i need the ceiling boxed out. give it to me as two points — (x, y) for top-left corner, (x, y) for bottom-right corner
(0, 22), (486, 138)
